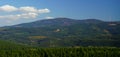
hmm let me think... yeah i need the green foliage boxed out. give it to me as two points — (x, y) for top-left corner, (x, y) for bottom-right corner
(0, 47), (120, 57)
(0, 40), (30, 50)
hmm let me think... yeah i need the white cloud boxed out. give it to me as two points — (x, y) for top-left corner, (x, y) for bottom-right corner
(0, 13), (38, 20)
(0, 5), (50, 13)
(19, 6), (37, 13)
(45, 16), (54, 19)
(18, 13), (38, 19)
(19, 7), (50, 14)
(0, 5), (50, 20)
(38, 8), (50, 13)
(0, 5), (18, 12)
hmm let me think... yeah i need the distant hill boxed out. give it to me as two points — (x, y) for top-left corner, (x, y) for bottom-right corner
(11, 18), (104, 27)
(0, 18), (120, 47)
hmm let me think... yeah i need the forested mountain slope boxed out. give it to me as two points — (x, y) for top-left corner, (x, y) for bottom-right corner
(0, 18), (120, 47)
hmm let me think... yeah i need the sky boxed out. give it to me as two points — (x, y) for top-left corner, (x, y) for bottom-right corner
(0, 0), (120, 26)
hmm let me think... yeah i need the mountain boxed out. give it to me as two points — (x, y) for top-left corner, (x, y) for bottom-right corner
(12, 18), (78, 27)
(12, 18), (104, 27)
(0, 18), (120, 47)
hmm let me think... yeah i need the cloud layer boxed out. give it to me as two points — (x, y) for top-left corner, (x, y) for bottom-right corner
(0, 5), (50, 20)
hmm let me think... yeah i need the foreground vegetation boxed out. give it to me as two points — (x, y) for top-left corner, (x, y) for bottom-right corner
(0, 40), (120, 57)
(0, 47), (120, 57)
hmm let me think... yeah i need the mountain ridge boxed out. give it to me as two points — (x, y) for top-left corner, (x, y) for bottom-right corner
(0, 18), (120, 47)
(11, 18), (106, 28)
(3, 18), (119, 28)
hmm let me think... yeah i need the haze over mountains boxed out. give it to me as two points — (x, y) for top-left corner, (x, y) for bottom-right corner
(0, 18), (120, 47)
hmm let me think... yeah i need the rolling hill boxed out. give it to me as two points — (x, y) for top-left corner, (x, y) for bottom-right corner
(0, 18), (120, 47)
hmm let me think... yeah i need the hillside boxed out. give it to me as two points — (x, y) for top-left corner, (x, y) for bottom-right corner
(0, 18), (120, 47)
(0, 40), (29, 50)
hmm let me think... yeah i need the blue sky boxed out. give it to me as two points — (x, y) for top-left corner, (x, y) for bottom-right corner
(0, 0), (120, 26)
